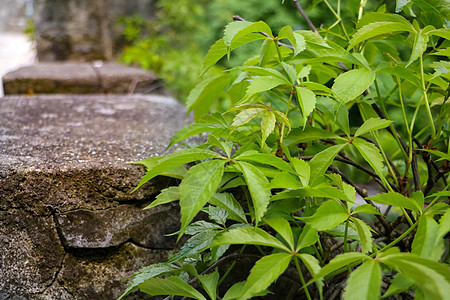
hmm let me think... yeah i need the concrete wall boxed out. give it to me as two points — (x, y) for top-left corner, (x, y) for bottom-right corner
(33, 0), (156, 61)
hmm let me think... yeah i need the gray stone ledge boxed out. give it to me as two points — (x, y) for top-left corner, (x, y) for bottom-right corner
(2, 62), (163, 95)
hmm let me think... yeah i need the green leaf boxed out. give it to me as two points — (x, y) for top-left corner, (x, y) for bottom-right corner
(437, 208), (450, 240)
(381, 273), (414, 299)
(227, 21), (273, 50)
(168, 123), (219, 149)
(428, 28), (450, 41)
(179, 160), (226, 235)
(376, 65), (422, 87)
(207, 134), (233, 158)
(264, 217), (295, 250)
(118, 263), (178, 299)
(297, 253), (324, 297)
(235, 161), (271, 223)
(231, 108), (265, 129)
(138, 276), (206, 300)
(420, 149), (450, 161)
(332, 69), (376, 103)
(202, 38), (227, 74)
(198, 270), (219, 300)
(352, 204), (382, 216)
(295, 30), (331, 48)
(352, 138), (385, 184)
(344, 259), (381, 300)
(236, 66), (287, 81)
(309, 144), (347, 181)
(396, 0), (412, 12)
(284, 127), (345, 146)
(185, 221), (222, 236)
(224, 21), (253, 45)
(268, 172), (302, 189)
(407, 32), (428, 67)
(354, 118), (393, 137)
(170, 230), (218, 262)
(295, 86), (317, 126)
(144, 186), (180, 210)
(411, 215), (440, 260)
(312, 252), (367, 280)
(240, 76), (288, 104)
(236, 152), (295, 174)
(290, 157), (310, 186)
(278, 26), (306, 56)
(281, 62), (297, 84)
(351, 217), (373, 254)
(210, 193), (247, 223)
(366, 191), (421, 213)
(430, 47), (450, 57)
(240, 253), (292, 300)
(412, 0), (450, 22)
(296, 225), (319, 252)
(212, 226), (291, 252)
(299, 200), (349, 231)
(381, 253), (450, 300)
(356, 12), (412, 29)
(186, 74), (231, 120)
(261, 111), (276, 146)
(260, 39), (277, 66)
(205, 206), (229, 226)
(133, 148), (223, 192)
(348, 22), (413, 49)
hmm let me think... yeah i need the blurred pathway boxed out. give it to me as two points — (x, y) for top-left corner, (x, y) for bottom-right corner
(0, 32), (35, 96)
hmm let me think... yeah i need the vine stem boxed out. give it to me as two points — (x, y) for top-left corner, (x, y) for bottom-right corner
(419, 55), (436, 137)
(294, 256), (312, 300)
(292, 0), (318, 34)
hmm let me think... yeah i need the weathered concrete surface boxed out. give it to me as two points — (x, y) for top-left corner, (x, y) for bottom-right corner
(2, 62), (162, 95)
(0, 94), (189, 299)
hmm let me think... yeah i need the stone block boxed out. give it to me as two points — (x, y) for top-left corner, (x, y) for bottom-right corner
(2, 62), (162, 95)
(0, 94), (190, 299)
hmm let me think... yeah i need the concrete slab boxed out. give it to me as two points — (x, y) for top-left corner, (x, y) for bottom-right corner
(2, 62), (162, 95)
(0, 94), (191, 299)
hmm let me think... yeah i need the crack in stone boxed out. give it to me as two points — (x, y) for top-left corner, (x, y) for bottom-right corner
(37, 252), (67, 296)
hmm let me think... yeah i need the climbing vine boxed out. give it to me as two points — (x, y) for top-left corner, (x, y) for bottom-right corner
(121, 0), (449, 299)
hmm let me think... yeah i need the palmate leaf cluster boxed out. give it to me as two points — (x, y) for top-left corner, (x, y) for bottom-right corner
(120, 1), (450, 299)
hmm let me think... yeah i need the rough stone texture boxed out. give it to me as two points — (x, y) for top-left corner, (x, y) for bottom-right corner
(0, 94), (190, 299)
(56, 205), (178, 249)
(2, 62), (162, 95)
(33, 0), (156, 61)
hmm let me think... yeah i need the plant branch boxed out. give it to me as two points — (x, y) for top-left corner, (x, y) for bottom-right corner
(329, 165), (392, 234)
(292, 0), (318, 34)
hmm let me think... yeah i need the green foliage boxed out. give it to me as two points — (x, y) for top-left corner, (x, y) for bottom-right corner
(121, 1), (450, 299)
